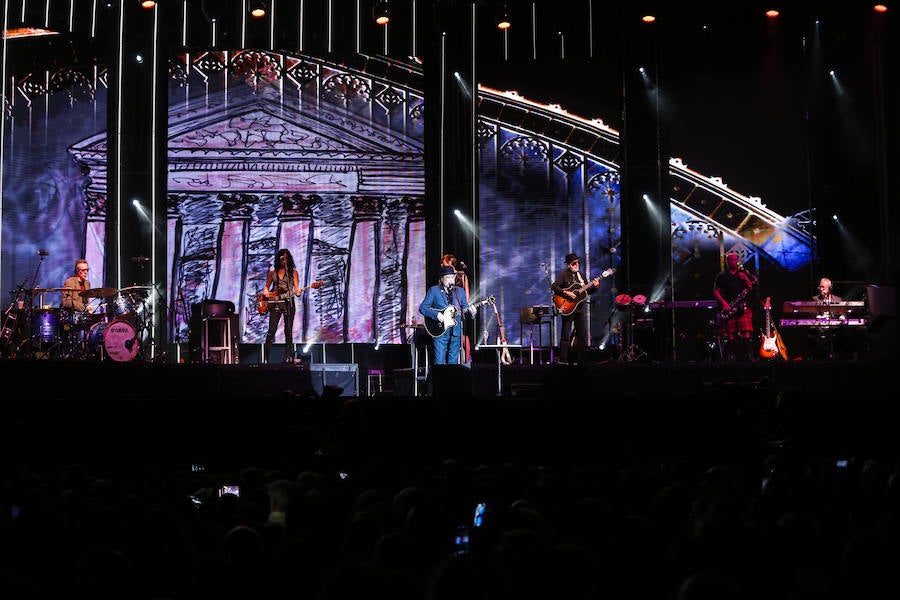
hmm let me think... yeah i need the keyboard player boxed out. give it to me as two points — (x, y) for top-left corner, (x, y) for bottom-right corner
(814, 277), (842, 306)
(809, 277), (850, 359)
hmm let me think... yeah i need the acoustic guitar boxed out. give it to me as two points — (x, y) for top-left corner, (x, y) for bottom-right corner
(553, 268), (615, 316)
(257, 280), (325, 315)
(759, 296), (789, 360)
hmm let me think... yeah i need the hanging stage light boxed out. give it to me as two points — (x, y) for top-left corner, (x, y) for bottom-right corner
(497, 4), (511, 30)
(373, 0), (390, 26)
(250, 0), (267, 18)
(140, 0), (156, 8)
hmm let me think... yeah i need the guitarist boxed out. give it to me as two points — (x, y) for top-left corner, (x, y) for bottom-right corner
(418, 265), (477, 365)
(261, 248), (305, 364)
(713, 252), (757, 362)
(551, 253), (601, 366)
(441, 253), (472, 363)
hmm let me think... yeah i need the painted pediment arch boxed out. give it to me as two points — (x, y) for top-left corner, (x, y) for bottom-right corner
(62, 51), (428, 347)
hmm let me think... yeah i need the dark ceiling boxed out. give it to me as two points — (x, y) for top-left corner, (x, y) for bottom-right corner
(3, 0), (892, 77)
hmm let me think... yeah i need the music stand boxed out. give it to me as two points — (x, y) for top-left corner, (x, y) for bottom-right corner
(519, 305), (551, 364)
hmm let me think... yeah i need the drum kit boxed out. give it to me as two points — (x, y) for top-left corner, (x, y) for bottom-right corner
(0, 285), (154, 362)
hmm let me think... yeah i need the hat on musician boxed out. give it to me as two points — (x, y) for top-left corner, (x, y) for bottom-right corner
(564, 253), (580, 265)
(439, 265), (457, 277)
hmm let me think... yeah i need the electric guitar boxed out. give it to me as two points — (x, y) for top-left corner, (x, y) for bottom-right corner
(759, 296), (789, 360)
(553, 268), (615, 316)
(257, 280), (324, 315)
(424, 295), (495, 338)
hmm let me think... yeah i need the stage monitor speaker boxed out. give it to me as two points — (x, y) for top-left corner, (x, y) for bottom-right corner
(429, 364), (473, 397)
(309, 363), (358, 397)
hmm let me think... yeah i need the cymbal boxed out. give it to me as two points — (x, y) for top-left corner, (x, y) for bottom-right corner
(80, 287), (117, 299)
(30, 287), (63, 294)
(118, 285), (153, 294)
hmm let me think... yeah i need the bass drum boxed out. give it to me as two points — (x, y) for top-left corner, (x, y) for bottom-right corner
(88, 320), (139, 362)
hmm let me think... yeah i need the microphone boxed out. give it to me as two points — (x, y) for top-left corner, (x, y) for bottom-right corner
(458, 261), (467, 270)
(37, 249), (49, 256)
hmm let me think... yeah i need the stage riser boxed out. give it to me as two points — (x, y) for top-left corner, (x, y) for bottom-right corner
(3, 362), (897, 469)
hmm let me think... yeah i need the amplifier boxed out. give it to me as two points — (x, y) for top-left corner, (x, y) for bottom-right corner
(309, 363), (358, 397)
(191, 299), (235, 317)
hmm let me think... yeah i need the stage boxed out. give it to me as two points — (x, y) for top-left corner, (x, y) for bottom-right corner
(1, 355), (896, 471)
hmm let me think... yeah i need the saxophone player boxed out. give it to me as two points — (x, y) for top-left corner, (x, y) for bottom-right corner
(713, 252), (757, 362)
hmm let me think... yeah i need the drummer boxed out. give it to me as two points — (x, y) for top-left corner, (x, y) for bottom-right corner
(61, 259), (95, 315)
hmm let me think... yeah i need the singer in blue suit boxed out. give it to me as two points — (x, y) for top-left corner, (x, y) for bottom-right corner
(419, 265), (476, 364)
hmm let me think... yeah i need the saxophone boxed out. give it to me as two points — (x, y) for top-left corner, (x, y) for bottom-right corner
(717, 284), (751, 322)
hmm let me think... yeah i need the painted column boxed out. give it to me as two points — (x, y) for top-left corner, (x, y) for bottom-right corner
(346, 196), (381, 342)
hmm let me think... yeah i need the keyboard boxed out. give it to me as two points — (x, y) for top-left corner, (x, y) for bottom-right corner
(648, 300), (719, 310)
(779, 318), (868, 327)
(782, 300), (866, 314)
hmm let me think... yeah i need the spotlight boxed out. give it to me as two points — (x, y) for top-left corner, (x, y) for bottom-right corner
(140, 0), (156, 8)
(497, 4), (510, 30)
(250, 0), (266, 18)
(134, 53), (144, 63)
(641, 14), (656, 23)
(765, 9), (780, 18)
(373, 0), (390, 25)
(874, 4), (887, 13)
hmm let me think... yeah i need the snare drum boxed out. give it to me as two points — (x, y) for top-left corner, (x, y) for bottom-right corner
(61, 308), (93, 329)
(31, 308), (60, 343)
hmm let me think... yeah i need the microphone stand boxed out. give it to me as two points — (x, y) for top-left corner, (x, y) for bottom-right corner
(541, 261), (556, 363)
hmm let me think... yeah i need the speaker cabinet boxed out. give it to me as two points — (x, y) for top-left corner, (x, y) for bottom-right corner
(429, 364), (473, 397)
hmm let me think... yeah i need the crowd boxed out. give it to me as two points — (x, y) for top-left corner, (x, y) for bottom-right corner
(3, 390), (900, 600)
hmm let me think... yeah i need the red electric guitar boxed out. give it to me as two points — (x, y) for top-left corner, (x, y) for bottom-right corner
(759, 296), (789, 360)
